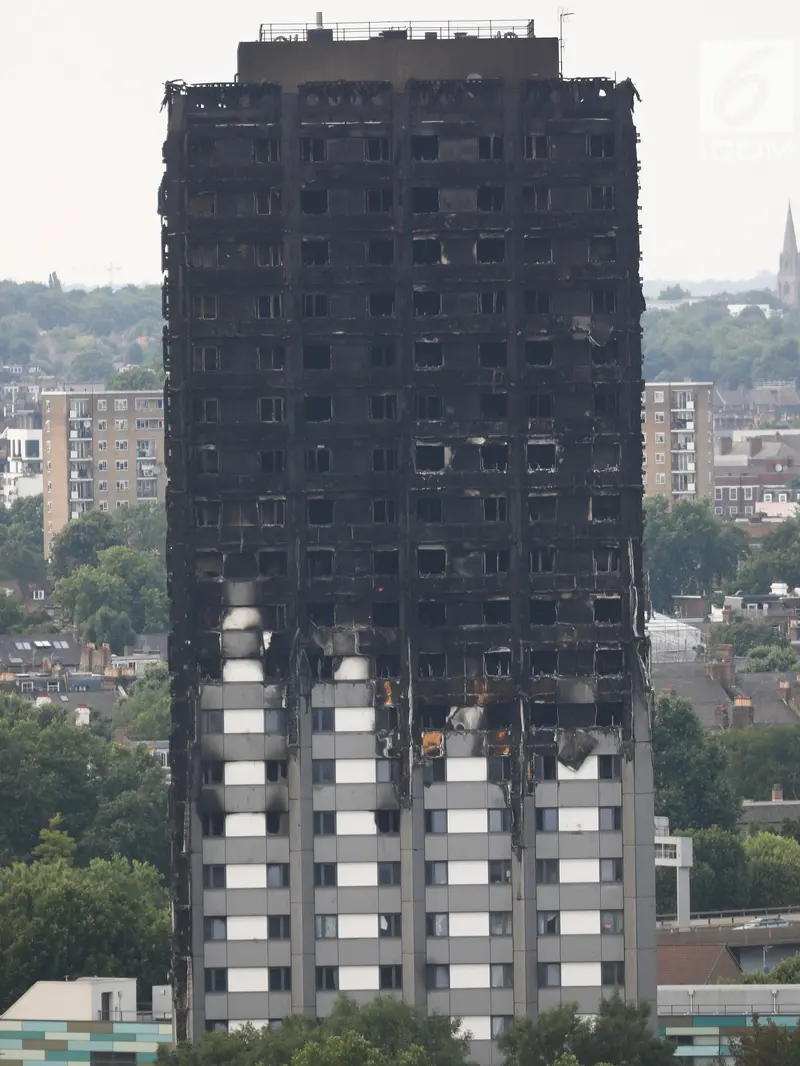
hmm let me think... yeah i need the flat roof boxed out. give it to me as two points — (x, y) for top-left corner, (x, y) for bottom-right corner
(238, 21), (560, 86)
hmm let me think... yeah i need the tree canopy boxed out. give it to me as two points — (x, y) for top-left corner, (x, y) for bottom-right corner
(0, 495), (47, 599)
(728, 1019), (800, 1064)
(49, 509), (122, 578)
(112, 662), (170, 739)
(159, 998), (469, 1066)
(113, 500), (166, 557)
(656, 285), (691, 300)
(710, 620), (787, 656)
(0, 595), (56, 636)
(744, 832), (800, 909)
(652, 694), (740, 830)
(0, 281), (161, 378)
(52, 544), (167, 650)
(657, 827), (750, 916)
(0, 855), (169, 1013)
(643, 497), (748, 613)
(0, 696), (168, 876)
(643, 299), (800, 388)
(737, 517), (800, 592)
(735, 952), (800, 985)
(718, 726), (800, 801)
(107, 366), (163, 390)
(741, 644), (799, 672)
(499, 996), (674, 1066)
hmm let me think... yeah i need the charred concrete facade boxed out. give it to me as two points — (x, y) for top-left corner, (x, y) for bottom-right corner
(161, 23), (653, 1059)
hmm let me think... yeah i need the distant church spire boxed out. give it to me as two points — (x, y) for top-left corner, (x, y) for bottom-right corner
(778, 202), (800, 309)
(783, 203), (797, 258)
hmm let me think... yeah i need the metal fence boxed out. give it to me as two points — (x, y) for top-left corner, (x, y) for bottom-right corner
(659, 1004), (800, 1017)
(258, 21), (536, 43)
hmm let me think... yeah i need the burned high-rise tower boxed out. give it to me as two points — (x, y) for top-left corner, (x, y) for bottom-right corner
(161, 19), (653, 1058)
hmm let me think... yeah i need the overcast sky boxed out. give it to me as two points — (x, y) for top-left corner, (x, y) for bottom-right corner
(2, 0), (798, 287)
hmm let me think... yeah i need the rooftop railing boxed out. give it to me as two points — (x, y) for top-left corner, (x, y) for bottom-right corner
(659, 1004), (800, 1017)
(258, 21), (536, 43)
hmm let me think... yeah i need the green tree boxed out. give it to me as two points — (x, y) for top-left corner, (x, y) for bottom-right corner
(95, 546), (167, 630)
(653, 694), (740, 830)
(776, 817), (800, 845)
(113, 502), (166, 557)
(49, 509), (122, 578)
(644, 497), (748, 613)
(710, 619), (787, 656)
(125, 341), (145, 365)
(69, 347), (116, 382)
(500, 997), (674, 1066)
(30, 814), (77, 864)
(113, 663), (170, 739)
(52, 544), (167, 636)
(658, 828), (750, 915)
(735, 952), (800, 985)
(321, 998), (467, 1066)
(3, 495), (44, 553)
(690, 828), (750, 911)
(292, 1033), (428, 1066)
(0, 696), (168, 876)
(742, 644), (799, 672)
(106, 366), (161, 390)
(0, 313), (39, 366)
(744, 832), (800, 909)
(158, 998), (469, 1066)
(0, 595), (56, 635)
(718, 726), (800, 800)
(498, 1004), (583, 1066)
(729, 1019), (800, 1063)
(643, 295), (800, 387)
(52, 565), (128, 626)
(737, 517), (800, 592)
(0, 856), (169, 1013)
(0, 530), (47, 589)
(80, 606), (136, 654)
(0, 495), (47, 592)
(657, 284), (691, 300)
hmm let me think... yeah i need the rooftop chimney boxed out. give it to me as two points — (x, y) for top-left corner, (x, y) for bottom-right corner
(773, 783), (784, 803)
(316, 11), (323, 27)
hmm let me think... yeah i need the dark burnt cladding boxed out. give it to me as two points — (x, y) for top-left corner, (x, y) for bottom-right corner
(160, 22), (651, 1040)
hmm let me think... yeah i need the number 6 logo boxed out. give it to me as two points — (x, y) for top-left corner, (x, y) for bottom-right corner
(714, 45), (773, 128)
(700, 41), (794, 135)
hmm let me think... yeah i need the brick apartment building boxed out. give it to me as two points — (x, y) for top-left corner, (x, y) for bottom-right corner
(42, 388), (165, 553)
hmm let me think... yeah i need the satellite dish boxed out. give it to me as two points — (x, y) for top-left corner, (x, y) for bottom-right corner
(777, 464), (784, 472)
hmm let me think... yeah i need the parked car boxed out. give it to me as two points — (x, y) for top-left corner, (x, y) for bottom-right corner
(736, 915), (789, 929)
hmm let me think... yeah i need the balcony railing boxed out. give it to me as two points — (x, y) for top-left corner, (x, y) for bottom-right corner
(96, 1009), (171, 1023)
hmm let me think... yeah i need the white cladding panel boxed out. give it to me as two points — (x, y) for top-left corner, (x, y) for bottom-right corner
(448, 860), (488, 885)
(337, 862), (378, 887)
(449, 912), (490, 937)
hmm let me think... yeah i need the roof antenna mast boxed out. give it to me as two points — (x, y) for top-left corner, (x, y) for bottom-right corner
(558, 8), (573, 77)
